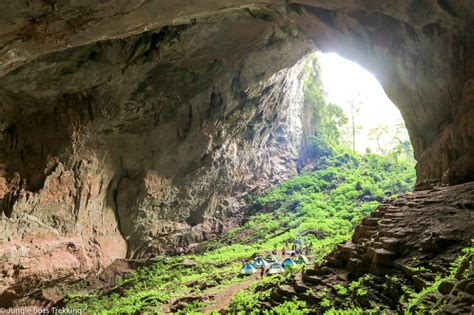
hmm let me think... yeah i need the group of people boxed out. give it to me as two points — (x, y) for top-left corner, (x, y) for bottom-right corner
(277, 239), (314, 257)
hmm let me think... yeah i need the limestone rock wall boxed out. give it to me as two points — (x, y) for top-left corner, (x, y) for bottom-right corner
(0, 7), (313, 300)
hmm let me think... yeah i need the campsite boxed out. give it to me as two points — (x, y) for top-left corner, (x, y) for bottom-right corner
(239, 245), (311, 278)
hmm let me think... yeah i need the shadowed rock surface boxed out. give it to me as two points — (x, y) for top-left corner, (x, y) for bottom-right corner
(264, 182), (474, 313)
(0, 0), (473, 306)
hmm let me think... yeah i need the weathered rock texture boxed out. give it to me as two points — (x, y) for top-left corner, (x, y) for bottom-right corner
(264, 182), (474, 313)
(0, 3), (312, 301)
(0, 0), (473, 302)
(288, 1), (474, 184)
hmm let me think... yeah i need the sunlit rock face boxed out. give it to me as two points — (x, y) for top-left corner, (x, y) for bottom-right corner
(0, 0), (473, 303)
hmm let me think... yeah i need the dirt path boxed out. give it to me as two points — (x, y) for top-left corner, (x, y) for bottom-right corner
(201, 274), (259, 314)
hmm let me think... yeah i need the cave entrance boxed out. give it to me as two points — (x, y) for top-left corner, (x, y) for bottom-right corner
(303, 51), (415, 163)
(258, 52), (420, 267)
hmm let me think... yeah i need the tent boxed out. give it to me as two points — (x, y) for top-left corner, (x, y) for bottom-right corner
(267, 262), (284, 274)
(281, 258), (297, 268)
(294, 255), (309, 264)
(253, 257), (269, 268)
(240, 263), (256, 275)
(265, 254), (278, 262)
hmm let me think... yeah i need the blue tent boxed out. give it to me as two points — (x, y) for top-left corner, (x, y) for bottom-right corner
(281, 258), (297, 268)
(253, 257), (269, 268)
(240, 263), (256, 275)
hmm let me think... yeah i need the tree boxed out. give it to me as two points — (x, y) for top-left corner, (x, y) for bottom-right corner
(368, 124), (389, 155)
(303, 54), (348, 158)
(387, 120), (415, 163)
(347, 94), (362, 152)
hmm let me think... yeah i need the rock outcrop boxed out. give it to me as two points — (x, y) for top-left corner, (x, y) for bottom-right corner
(0, 0), (473, 303)
(263, 182), (474, 313)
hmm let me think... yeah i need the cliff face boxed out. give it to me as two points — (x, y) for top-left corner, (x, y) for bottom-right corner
(0, 6), (313, 299)
(0, 0), (473, 304)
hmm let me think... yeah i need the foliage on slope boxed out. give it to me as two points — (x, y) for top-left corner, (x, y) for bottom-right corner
(63, 54), (418, 313)
(64, 144), (415, 313)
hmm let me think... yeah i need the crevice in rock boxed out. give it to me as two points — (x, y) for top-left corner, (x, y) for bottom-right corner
(437, 0), (461, 17)
(109, 175), (128, 253)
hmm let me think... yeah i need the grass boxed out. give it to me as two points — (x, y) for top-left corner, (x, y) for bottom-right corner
(220, 147), (415, 252)
(55, 52), (425, 313)
(63, 146), (415, 313)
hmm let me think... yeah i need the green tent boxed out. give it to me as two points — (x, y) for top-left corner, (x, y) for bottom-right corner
(265, 254), (278, 262)
(294, 255), (309, 264)
(267, 262), (284, 274)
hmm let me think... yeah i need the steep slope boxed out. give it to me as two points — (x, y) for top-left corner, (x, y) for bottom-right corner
(47, 148), (416, 312)
(237, 182), (474, 313)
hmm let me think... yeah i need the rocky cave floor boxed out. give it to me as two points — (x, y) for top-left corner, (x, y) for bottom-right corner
(263, 181), (474, 314)
(4, 181), (471, 313)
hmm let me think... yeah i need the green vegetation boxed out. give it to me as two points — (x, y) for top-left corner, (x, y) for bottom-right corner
(303, 55), (348, 158)
(64, 54), (417, 314)
(318, 241), (474, 314)
(266, 298), (310, 315)
(404, 241), (474, 313)
(334, 284), (348, 296)
(227, 275), (286, 313)
(66, 256), (238, 313)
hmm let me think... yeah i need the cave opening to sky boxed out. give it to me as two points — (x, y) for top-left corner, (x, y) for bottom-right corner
(316, 52), (413, 157)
